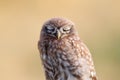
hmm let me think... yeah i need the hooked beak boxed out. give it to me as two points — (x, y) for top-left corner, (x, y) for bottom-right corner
(55, 30), (61, 39)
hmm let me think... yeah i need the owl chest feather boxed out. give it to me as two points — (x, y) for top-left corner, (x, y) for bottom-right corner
(45, 44), (77, 80)
(41, 38), (81, 80)
(40, 37), (96, 80)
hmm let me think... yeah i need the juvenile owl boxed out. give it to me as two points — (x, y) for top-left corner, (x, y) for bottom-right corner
(38, 17), (97, 80)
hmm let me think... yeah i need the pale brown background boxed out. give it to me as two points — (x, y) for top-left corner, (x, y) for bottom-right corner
(0, 0), (120, 80)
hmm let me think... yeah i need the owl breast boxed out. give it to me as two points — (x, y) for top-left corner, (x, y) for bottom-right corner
(40, 36), (88, 80)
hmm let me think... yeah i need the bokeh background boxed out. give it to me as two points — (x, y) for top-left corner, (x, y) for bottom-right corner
(0, 0), (120, 80)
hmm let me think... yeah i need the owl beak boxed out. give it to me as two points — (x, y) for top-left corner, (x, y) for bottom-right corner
(56, 30), (61, 39)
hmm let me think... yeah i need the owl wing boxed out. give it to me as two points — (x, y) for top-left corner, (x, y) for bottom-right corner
(78, 41), (97, 80)
(66, 38), (97, 80)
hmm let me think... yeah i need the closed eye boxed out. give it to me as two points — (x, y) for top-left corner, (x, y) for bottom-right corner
(45, 26), (55, 32)
(63, 28), (70, 31)
(62, 26), (71, 32)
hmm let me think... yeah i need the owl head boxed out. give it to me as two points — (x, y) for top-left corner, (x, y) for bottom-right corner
(40, 17), (78, 39)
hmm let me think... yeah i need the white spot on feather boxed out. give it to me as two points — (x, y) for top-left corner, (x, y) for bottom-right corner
(42, 54), (46, 60)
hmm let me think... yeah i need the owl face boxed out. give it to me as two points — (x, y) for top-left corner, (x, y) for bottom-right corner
(41, 18), (76, 39)
(44, 25), (72, 39)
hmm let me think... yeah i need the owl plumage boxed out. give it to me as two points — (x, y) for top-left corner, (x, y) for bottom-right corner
(38, 17), (97, 80)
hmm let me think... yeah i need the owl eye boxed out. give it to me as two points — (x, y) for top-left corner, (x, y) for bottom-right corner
(45, 26), (55, 33)
(62, 26), (71, 32)
(63, 26), (71, 31)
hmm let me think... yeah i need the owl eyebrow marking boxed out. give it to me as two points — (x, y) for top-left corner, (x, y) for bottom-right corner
(44, 25), (54, 29)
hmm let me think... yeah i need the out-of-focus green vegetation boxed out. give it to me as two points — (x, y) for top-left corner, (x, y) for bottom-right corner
(0, 0), (120, 80)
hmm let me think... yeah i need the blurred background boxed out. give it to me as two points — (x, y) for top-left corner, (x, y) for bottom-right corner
(0, 0), (120, 80)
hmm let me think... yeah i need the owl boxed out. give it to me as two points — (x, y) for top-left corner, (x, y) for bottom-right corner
(38, 17), (97, 80)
